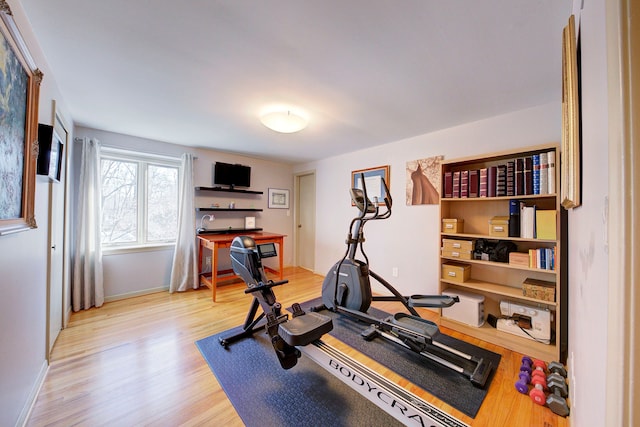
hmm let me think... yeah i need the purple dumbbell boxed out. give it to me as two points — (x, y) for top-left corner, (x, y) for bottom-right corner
(515, 369), (531, 393)
(521, 356), (533, 373)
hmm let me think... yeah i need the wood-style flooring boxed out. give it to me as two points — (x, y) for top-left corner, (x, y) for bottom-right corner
(27, 267), (568, 426)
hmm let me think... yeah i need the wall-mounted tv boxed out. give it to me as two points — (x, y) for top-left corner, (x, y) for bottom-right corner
(36, 123), (64, 182)
(213, 162), (251, 188)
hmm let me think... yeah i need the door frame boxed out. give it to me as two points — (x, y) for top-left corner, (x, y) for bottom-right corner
(45, 101), (72, 361)
(293, 170), (316, 271)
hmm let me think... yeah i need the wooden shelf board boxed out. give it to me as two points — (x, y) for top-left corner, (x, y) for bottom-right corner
(440, 278), (557, 307)
(196, 207), (263, 212)
(441, 256), (557, 274)
(440, 232), (556, 244)
(197, 227), (263, 235)
(439, 317), (557, 362)
(440, 194), (557, 202)
(440, 143), (560, 167)
(195, 186), (263, 194)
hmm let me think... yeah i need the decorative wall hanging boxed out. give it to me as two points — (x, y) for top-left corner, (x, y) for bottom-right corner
(268, 188), (290, 209)
(0, 2), (43, 235)
(351, 165), (390, 206)
(561, 14), (581, 209)
(406, 156), (443, 205)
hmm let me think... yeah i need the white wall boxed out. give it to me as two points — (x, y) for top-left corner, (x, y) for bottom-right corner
(0, 1), (74, 426)
(73, 127), (295, 299)
(564, 1), (610, 426)
(295, 103), (560, 297)
(294, 3), (614, 425)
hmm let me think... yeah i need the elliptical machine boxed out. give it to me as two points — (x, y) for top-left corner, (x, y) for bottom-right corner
(317, 173), (493, 388)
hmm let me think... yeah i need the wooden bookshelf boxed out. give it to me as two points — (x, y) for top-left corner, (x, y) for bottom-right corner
(439, 143), (567, 363)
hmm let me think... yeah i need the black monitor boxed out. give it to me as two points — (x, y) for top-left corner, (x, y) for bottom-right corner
(213, 162), (251, 188)
(37, 124), (64, 182)
(257, 243), (277, 259)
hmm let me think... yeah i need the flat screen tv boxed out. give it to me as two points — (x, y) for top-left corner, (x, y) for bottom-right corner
(36, 123), (64, 182)
(213, 162), (251, 188)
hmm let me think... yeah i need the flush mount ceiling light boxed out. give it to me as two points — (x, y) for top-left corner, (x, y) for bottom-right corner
(260, 108), (309, 133)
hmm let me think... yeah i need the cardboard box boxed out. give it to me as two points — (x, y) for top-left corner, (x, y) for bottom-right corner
(509, 252), (530, 267)
(441, 249), (473, 260)
(522, 278), (556, 302)
(442, 218), (464, 233)
(442, 238), (474, 251)
(441, 262), (471, 283)
(489, 216), (509, 237)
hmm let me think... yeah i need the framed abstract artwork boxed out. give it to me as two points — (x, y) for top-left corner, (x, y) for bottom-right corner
(0, 1), (43, 235)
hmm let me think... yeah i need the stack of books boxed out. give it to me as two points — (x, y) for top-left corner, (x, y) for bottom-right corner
(442, 150), (556, 198)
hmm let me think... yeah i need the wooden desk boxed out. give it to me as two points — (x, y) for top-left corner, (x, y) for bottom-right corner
(197, 232), (286, 301)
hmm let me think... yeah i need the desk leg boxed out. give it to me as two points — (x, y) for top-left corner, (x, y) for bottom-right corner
(279, 238), (284, 280)
(198, 239), (204, 284)
(211, 242), (218, 302)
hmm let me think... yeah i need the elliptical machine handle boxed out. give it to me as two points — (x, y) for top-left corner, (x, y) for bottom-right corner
(381, 174), (392, 210)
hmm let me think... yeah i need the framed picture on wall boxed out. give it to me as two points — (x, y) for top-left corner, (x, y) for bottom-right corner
(561, 14), (581, 209)
(268, 188), (290, 209)
(0, 4), (43, 235)
(351, 165), (390, 206)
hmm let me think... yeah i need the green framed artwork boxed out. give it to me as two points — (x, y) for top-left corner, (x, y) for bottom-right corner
(0, 1), (43, 235)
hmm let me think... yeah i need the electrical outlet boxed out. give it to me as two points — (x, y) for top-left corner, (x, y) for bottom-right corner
(205, 256), (211, 267)
(392, 267), (398, 278)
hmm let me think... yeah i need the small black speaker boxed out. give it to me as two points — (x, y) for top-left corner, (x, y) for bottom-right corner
(487, 314), (498, 328)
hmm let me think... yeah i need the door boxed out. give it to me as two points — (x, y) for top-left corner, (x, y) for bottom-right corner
(296, 172), (316, 271)
(46, 114), (68, 359)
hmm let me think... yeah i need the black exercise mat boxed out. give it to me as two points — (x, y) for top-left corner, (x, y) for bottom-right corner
(297, 298), (501, 418)
(196, 326), (404, 427)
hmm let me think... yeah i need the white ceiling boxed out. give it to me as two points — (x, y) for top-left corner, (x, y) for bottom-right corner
(19, 0), (571, 163)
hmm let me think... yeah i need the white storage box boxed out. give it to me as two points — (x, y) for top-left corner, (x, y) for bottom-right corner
(442, 288), (485, 327)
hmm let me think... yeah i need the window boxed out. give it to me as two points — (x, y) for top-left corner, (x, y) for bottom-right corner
(100, 148), (180, 249)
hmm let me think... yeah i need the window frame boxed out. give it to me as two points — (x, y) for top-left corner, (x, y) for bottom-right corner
(100, 147), (181, 253)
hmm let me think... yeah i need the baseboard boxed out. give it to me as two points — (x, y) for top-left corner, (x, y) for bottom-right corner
(17, 361), (48, 427)
(104, 286), (169, 303)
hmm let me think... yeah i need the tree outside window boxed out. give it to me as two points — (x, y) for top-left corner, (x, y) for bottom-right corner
(100, 150), (179, 248)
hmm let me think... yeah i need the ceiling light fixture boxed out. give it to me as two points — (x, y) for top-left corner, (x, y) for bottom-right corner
(260, 108), (308, 133)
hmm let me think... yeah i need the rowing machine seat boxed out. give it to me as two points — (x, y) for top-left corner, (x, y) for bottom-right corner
(279, 303), (333, 347)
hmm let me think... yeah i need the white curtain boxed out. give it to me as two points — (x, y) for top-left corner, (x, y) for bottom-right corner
(72, 138), (104, 311)
(169, 153), (198, 292)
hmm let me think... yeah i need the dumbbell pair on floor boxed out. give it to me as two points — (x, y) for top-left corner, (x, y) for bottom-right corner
(514, 356), (570, 417)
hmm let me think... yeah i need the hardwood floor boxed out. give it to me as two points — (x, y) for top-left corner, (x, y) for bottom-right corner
(27, 268), (568, 427)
